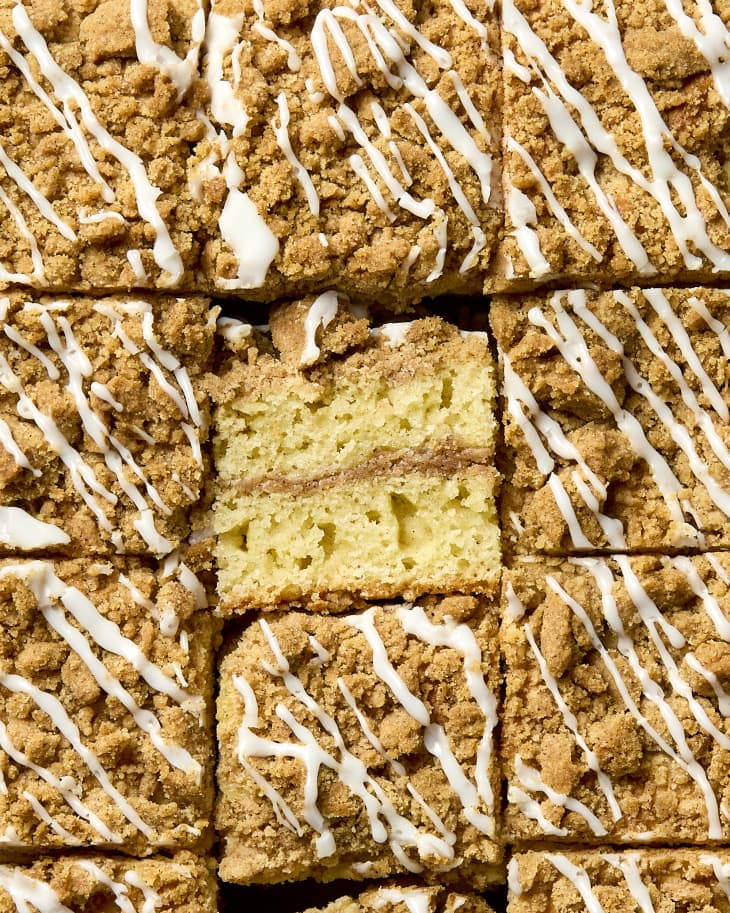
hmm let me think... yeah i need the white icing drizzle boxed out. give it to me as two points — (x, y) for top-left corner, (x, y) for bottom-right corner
(78, 209), (126, 225)
(688, 294), (730, 361)
(613, 291), (730, 503)
(231, 607), (496, 869)
(707, 553), (730, 586)
(22, 791), (81, 845)
(96, 300), (205, 475)
(502, 47), (532, 85)
(3, 560), (203, 721)
(253, 0), (302, 71)
(126, 250), (147, 282)
(204, 13), (249, 136)
(232, 674), (307, 837)
(328, 113), (346, 141)
(546, 855), (608, 912)
(0, 867), (76, 913)
(300, 291), (340, 366)
(349, 606), (495, 836)
(510, 289), (726, 548)
(502, 344), (626, 550)
(217, 180), (280, 290)
(398, 604), (497, 826)
(686, 654), (730, 717)
(669, 556), (730, 641)
(260, 616), (454, 865)
(0, 143), (76, 241)
(377, 322), (411, 347)
(505, 180), (550, 278)
(12, 301), (181, 553)
(506, 134), (602, 261)
(702, 854), (730, 902)
(514, 754), (607, 835)
(0, 32), (114, 204)
(308, 635), (331, 665)
(504, 581), (526, 621)
(370, 887), (433, 913)
(0, 503), (66, 548)
(0, 349), (119, 534)
(642, 289), (728, 421)
(507, 784), (568, 837)
(200, 16), (282, 289)
(503, 0), (730, 276)
(427, 214), (448, 282)
(616, 556), (730, 753)
(602, 854), (656, 913)
(338, 675), (406, 777)
(40, 601), (202, 779)
(124, 871), (162, 913)
(130, 0), (204, 100)
(273, 93), (319, 215)
(0, 185), (43, 283)
(403, 102), (486, 271)
(8, 2), (184, 284)
(77, 863), (136, 913)
(217, 316), (253, 345)
(507, 858), (523, 897)
(90, 382), (123, 412)
(523, 620), (623, 821)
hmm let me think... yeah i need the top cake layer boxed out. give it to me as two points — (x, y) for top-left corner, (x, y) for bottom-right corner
(213, 296), (497, 483)
(499, 0), (730, 289)
(0, 0), (209, 292)
(193, 0), (502, 305)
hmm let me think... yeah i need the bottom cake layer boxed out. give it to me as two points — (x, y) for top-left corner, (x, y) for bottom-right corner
(215, 467), (501, 611)
(509, 849), (730, 913)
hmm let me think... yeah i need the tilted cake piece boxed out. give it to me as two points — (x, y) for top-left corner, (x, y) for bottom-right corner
(193, 0), (502, 306)
(303, 883), (496, 913)
(498, 0), (730, 289)
(501, 554), (730, 845)
(0, 293), (214, 557)
(0, 556), (217, 854)
(212, 296), (500, 611)
(0, 0), (210, 292)
(509, 849), (730, 913)
(491, 287), (730, 555)
(0, 852), (217, 913)
(216, 596), (502, 887)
